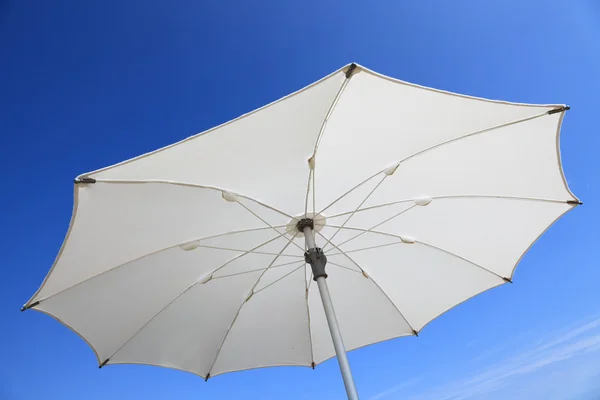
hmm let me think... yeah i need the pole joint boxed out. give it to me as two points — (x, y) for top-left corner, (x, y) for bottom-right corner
(305, 248), (328, 281)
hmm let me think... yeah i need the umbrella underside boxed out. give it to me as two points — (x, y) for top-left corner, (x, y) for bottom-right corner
(24, 63), (578, 379)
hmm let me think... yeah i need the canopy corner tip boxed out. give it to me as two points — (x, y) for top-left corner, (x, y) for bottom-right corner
(345, 63), (359, 79)
(548, 105), (570, 115)
(20, 300), (39, 312)
(99, 359), (109, 369)
(74, 177), (97, 185)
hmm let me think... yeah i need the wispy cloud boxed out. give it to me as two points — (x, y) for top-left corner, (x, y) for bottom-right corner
(369, 378), (419, 400)
(534, 317), (600, 352)
(412, 316), (600, 400)
(371, 315), (600, 400)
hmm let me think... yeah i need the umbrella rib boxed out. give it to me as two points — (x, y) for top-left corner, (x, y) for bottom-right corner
(104, 230), (295, 365)
(312, 166), (316, 218)
(327, 241), (401, 256)
(327, 261), (362, 274)
(190, 244), (302, 258)
(240, 261), (317, 366)
(206, 240), (294, 377)
(324, 226), (507, 281)
(313, 78), (352, 154)
(315, 231), (418, 335)
(94, 178), (294, 219)
(326, 194), (575, 220)
(252, 264), (306, 296)
(417, 241), (507, 281)
(321, 175), (388, 251)
(34, 225), (289, 304)
(325, 225), (404, 241)
(331, 204), (417, 249)
(236, 200), (305, 253)
(211, 260), (305, 280)
(303, 69), (354, 218)
(304, 169), (313, 217)
(318, 110), (552, 216)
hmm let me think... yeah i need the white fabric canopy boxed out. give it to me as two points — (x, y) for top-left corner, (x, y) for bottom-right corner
(24, 63), (579, 379)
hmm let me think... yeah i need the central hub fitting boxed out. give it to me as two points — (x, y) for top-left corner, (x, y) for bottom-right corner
(297, 218), (328, 281)
(296, 218), (314, 232)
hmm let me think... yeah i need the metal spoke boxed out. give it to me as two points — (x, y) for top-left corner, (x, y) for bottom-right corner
(328, 261), (362, 274)
(315, 230), (418, 336)
(321, 175), (388, 251)
(318, 110), (553, 216)
(330, 204), (417, 249)
(105, 229), (296, 366)
(236, 200), (305, 253)
(326, 194), (574, 221)
(206, 239), (294, 378)
(35, 226), (291, 304)
(253, 264), (306, 296)
(95, 178), (294, 218)
(304, 73), (351, 219)
(211, 260), (306, 280)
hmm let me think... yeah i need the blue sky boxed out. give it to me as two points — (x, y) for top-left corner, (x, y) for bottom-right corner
(1, 1), (599, 399)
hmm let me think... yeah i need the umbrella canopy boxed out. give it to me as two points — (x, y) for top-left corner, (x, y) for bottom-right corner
(23, 63), (579, 395)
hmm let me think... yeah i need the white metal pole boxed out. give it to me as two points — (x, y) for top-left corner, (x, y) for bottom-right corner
(303, 226), (317, 250)
(315, 276), (359, 400)
(303, 227), (359, 400)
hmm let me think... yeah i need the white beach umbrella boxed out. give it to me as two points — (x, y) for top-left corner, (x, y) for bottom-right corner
(23, 63), (580, 399)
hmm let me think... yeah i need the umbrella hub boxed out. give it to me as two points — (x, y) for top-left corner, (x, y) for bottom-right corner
(285, 212), (327, 236)
(296, 217), (314, 231)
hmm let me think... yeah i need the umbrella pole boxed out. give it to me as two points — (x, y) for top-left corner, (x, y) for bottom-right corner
(302, 224), (359, 400)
